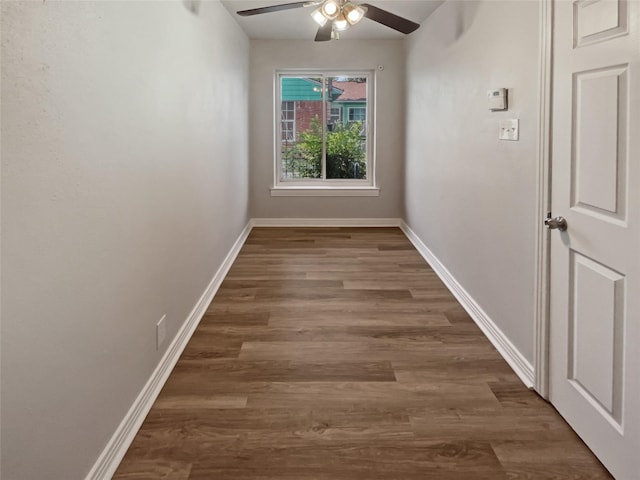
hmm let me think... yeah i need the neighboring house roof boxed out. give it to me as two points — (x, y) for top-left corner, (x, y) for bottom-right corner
(332, 81), (367, 102)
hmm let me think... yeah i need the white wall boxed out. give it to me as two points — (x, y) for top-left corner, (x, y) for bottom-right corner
(0, 1), (249, 479)
(404, 0), (540, 362)
(249, 40), (405, 219)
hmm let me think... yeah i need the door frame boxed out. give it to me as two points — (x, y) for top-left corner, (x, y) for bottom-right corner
(533, 0), (553, 399)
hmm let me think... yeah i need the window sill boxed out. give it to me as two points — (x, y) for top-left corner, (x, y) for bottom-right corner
(270, 186), (380, 197)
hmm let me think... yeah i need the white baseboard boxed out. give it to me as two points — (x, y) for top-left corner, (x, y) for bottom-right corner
(85, 221), (253, 480)
(400, 221), (535, 388)
(251, 218), (402, 227)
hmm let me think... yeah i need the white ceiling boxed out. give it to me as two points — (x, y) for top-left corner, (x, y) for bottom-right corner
(220, 0), (444, 40)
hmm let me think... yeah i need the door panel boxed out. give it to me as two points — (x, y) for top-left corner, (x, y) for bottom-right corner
(572, 65), (627, 216)
(550, 0), (639, 478)
(573, 0), (629, 47)
(569, 251), (624, 421)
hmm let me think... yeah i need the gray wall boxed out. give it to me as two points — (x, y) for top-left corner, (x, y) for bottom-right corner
(0, 1), (249, 478)
(404, 0), (540, 362)
(249, 39), (405, 219)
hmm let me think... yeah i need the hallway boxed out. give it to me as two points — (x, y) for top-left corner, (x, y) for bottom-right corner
(114, 228), (610, 479)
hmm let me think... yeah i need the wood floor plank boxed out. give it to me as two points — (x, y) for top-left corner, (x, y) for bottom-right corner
(219, 279), (343, 289)
(193, 323), (454, 343)
(179, 336), (242, 361)
(244, 381), (502, 410)
(490, 440), (612, 479)
(238, 340), (500, 364)
(171, 359), (397, 382)
(135, 407), (415, 447)
(152, 395), (248, 410)
(113, 227), (612, 480)
(206, 301), (452, 316)
(112, 460), (192, 480)
(199, 312), (270, 326)
(186, 440), (508, 480)
(393, 357), (517, 384)
(408, 405), (581, 442)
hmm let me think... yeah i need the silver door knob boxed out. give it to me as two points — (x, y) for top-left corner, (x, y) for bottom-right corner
(545, 213), (568, 231)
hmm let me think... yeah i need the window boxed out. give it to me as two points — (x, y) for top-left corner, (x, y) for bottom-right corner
(329, 106), (342, 127)
(281, 101), (295, 143)
(348, 107), (366, 122)
(348, 107), (367, 136)
(275, 71), (376, 194)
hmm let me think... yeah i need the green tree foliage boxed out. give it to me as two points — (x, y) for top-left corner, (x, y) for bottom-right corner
(326, 120), (366, 179)
(285, 116), (366, 179)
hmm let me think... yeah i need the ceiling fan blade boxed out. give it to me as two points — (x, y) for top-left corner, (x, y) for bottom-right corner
(314, 22), (333, 42)
(237, 1), (315, 16)
(361, 4), (420, 34)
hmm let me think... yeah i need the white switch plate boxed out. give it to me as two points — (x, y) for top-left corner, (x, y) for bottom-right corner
(499, 119), (519, 141)
(156, 314), (167, 350)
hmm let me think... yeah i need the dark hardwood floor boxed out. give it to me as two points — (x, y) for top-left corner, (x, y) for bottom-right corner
(114, 227), (611, 479)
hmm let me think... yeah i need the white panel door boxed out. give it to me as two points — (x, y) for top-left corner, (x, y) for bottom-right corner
(549, 0), (640, 478)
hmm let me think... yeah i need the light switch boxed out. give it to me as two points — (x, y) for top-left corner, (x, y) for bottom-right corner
(499, 119), (519, 141)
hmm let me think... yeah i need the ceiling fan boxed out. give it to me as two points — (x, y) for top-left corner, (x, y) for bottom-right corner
(236, 0), (420, 41)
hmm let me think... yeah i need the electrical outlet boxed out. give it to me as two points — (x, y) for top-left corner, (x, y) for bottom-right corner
(156, 315), (167, 350)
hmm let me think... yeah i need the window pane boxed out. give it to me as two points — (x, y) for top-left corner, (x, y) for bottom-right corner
(348, 107), (366, 121)
(326, 76), (367, 180)
(280, 77), (323, 180)
(329, 107), (342, 125)
(281, 101), (295, 143)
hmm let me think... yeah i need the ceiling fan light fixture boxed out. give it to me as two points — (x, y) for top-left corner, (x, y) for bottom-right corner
(236, 0), (421, 42)
(343, 3), (367, 25)
(311, 7), (329, 26)
(320, 0), (340, 19)
(333, 12), (350, 31)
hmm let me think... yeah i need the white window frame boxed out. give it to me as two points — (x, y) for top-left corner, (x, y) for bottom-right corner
(272, 70), (378, 197)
